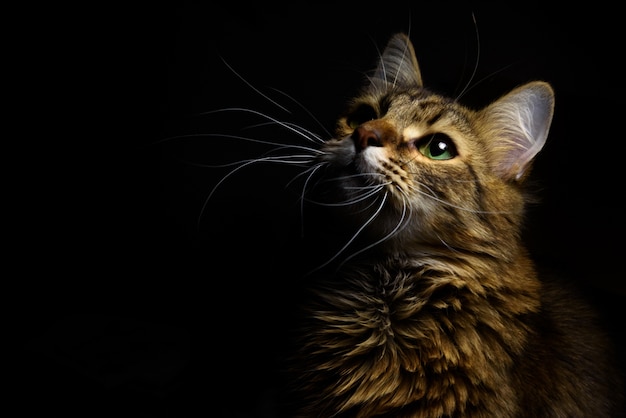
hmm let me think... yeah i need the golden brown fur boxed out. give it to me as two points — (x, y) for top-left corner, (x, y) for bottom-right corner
(278, 33), (624, 417)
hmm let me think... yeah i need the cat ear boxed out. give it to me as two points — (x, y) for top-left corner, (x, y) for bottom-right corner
(479, 81), (555, 181)
(371, 33), (423, 89)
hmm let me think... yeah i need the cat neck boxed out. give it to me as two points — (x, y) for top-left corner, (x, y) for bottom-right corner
(295, 243), (543, 417)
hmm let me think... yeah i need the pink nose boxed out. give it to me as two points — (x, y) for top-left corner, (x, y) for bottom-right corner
(351, 126), (382, 152)
(350, 119), (399, 152)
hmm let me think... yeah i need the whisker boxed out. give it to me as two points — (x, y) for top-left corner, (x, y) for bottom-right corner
(437, 233), (461, 253)
(371, 37), (385, 82)
(316, 172), (388, 184)
(220, 56), (291, 114)
(305, 172), (390, 207)
(154, 132), (323, 156)
(241, 121), (326, 144)
(194, 157), (315, 170)
(336, 192), (411, 270)
(308, 183), (387, 208)
(455, 12), (480, 101)
(297, 163), (326, 237)
(198, 155), (316, 227)
(268, 87), (333, 139)
(264, 146), (317, 161)
(453, 13), (517, 101)
(306, 192), (390, 275)
(199, 107), (322, 145)
(285, 162), (326, 189)
(409, 182), (510, 214)
(455, 63), (517, 101)
(394, 36), (412, 89)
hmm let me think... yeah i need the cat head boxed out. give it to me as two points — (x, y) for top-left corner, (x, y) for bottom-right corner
(312, 33), (554, 258)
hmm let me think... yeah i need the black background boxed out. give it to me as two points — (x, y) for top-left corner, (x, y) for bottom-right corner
(17, 2), (625, 416)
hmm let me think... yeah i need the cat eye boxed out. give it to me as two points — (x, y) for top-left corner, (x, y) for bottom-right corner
(414, 133), (458, 160)
(346, 105), (378, 129)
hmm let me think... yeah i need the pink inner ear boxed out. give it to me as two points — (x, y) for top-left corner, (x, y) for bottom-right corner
(486, 82), (555, 181)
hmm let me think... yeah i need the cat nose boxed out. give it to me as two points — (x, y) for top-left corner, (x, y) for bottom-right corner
(351, 126), (382, 152)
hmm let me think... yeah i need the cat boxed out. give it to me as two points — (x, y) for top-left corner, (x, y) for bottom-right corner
(210, 33), (625, 417)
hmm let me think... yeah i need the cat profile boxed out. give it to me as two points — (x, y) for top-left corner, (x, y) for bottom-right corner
(248, 33), (625, 417)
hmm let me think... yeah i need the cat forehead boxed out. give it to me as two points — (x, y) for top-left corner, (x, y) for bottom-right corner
(356, 89), (475, 134)
(361, 89), (467, 119)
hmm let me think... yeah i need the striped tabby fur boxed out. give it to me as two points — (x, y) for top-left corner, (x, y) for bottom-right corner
(278, 33), (624, 417)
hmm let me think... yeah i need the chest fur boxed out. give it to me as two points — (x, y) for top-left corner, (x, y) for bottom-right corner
(290, 262), (538, 417)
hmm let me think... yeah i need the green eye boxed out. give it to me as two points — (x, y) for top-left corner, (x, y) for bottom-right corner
(415, 133), (458, 160)
(346, 104), (378, 129)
